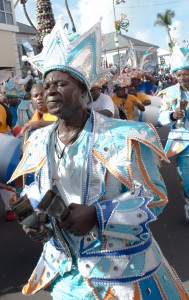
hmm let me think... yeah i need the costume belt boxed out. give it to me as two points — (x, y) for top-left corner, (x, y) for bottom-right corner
(80, 235), (152, 258)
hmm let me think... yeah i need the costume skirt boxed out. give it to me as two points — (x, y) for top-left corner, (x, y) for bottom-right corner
(51, 256), (188, 300)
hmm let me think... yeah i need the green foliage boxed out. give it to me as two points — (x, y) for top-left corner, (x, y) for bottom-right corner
(154, 9), (175, 28)
(36, 0), (55, 43)
(25, 79), (34, 92)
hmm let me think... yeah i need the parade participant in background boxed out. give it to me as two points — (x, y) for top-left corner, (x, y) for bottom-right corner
(158, 45), (189, 222)
(128, 85), (151, 106)
(0, 101), (12, 133)
(88, 83), (115, 118)
(131, 73), (158, 95)
(9, 17), (189, 300)
(4, 77), (26, 136)
(112, 84), (145, 120)
(16, 92), (33, 127)
(21, 83), (57, 135)
(6, 96), (20, 128)
(128, 85), (151, 122)
(5, 75), (34, 130)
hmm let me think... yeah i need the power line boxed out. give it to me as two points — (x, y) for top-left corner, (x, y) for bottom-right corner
(117, 0), (188, 8)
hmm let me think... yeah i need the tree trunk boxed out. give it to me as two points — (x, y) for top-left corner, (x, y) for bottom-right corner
(14, 0), (20, 8)
(65, 0), (76, 33)
(167, 26), (174, 51)
(22, 2), (37, 33)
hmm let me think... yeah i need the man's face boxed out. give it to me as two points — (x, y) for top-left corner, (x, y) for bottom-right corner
(175, 69), (189, 90)
(43, 71), (87, 119)
(116, 88), (125, 98)
(131, 78), (141, 88)
(7, 97), (20, 106)
(31, 86), (46, 114)
(90, 87), (100, 101)
(128, 86), (136, 95)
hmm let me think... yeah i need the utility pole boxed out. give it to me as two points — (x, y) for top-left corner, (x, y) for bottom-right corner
(113, 0), (120, 74)
(112, 0), (127, 74)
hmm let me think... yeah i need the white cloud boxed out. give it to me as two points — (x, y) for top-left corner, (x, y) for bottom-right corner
(134, 30), (152, 44)
(170, 20), (182, 43)
(74, 0), (114, 34)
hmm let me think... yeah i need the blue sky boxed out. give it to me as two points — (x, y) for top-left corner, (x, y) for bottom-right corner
(15, 0), (189, 50)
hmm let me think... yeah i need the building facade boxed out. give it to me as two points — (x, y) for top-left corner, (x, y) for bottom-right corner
(0, 0), (20, 81)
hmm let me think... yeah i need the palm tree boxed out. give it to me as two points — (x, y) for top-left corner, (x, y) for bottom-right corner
(14, 0), (20, 8)
(36, 0), (55, 43)
(154, 9), (175, 50)
(19, 0), (37, 33)
(64, 0), (76, 32)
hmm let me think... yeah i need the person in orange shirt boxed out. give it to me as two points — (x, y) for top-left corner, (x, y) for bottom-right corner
(0, 102), (12, 133)
(112, 84), (145, 120)
(21, 83), (57, 135)
(128, 85), (151, 106)
(0, 102), (17, 221)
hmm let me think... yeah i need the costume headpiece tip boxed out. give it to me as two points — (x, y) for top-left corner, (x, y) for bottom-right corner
(170, 44), (189, 72)
(24, 16), (111, 92)
(22, 55), (28, 62)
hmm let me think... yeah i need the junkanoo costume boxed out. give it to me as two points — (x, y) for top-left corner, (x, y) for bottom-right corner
(158, 45), (189, 220)
(9, 18), (188, 300)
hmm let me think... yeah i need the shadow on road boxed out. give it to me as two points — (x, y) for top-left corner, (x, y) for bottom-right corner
(0, 206), (51, 299)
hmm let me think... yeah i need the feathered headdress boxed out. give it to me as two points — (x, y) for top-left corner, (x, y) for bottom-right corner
(4, 78), (25, 99)
(140, 47), (154, 70)
(4, 72), (31, 98)
(126, 40), (137, 69)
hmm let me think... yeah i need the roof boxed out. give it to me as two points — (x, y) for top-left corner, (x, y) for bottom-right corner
(17, 22), (36, 35)
(102, 32), (159, 52)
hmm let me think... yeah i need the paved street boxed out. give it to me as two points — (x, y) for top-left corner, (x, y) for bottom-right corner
(0, 126), (189, 299)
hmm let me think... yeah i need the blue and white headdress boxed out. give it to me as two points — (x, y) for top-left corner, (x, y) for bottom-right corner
(171, 44), (189, 73)
(4, 77), (25, 99)
(22, 16), (111, 92)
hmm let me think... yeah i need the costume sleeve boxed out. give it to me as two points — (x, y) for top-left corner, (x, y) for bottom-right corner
(94, 144), (167, 239)
(158, 93), (176, 126)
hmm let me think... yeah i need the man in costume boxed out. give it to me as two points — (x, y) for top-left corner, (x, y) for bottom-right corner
(9, 17), (188, 300)
(158, 45), (189, 222)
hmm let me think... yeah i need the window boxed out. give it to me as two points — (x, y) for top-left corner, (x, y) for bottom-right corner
(0, 0), (13, 25)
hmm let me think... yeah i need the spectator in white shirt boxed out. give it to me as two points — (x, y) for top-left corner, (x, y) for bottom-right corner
(88, 83), (116, 117)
